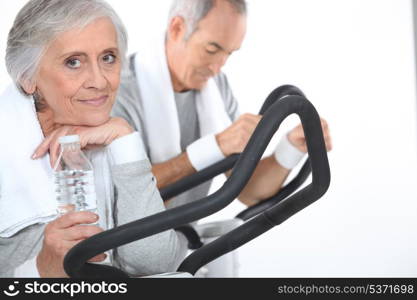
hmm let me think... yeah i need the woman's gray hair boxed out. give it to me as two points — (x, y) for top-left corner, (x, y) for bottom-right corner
(5, 0), (128, 95)
(168, 0), (247, 40)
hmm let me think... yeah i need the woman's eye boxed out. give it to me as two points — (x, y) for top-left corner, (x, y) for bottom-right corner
(103, 54), (116, 64)
(65, 58), (81, 69)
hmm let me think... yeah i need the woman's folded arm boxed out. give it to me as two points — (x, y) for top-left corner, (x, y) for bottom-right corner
(110, 159), (183, 277)
(0, 223), (44, 277)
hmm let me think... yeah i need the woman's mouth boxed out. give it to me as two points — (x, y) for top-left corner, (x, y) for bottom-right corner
(78, 95), (108, 107)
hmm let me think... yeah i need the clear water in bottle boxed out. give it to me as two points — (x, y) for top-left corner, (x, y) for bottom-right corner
(53, 135), (97, 216)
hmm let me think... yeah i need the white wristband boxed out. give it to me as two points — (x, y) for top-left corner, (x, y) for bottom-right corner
(107, 131), (147, 166)
(186, 134), (225, 171)
(274, 133), (306, 170)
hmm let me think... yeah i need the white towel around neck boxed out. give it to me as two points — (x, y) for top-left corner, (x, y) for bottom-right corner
(0, 84), (113, 238)
(0, 84), (57, 238)
(134, 36), (232, 163)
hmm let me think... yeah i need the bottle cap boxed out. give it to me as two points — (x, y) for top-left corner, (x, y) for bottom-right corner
(58, 135), (80, 144)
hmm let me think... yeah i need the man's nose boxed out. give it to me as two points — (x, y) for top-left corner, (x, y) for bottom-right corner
(84, 63), (107, 90)
(209, 55), (228, 75)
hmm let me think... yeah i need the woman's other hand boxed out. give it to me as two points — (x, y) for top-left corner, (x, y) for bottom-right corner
(32, 117), (133, 167)
(36, 211), (105, 277)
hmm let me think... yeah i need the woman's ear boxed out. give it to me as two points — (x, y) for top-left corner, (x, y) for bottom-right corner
(20, 80), (36, 95)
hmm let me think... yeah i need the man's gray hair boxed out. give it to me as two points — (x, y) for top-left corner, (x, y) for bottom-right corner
(168, 0), (247, 40)
(5, 0), (128, 95)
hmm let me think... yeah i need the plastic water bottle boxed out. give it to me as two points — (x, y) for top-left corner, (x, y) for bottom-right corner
(53, 135), (97, 216)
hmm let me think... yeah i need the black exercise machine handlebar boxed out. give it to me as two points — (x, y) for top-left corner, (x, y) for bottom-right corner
(178, 96), (330, 274)
(63, 86), (330, 278)
(160, 85), (312, 248)
(159, 85), (309, 209)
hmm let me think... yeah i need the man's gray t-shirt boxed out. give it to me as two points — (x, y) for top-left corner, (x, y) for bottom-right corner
(175, 90), (200, 151)
(112, 55), (240, 208)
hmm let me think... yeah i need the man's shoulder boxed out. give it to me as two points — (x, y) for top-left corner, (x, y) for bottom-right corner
(117, 55), (141, 105)
(119, 52), (138, 84)
(212, 72), (240, 121)
(212, 72), (230, 91)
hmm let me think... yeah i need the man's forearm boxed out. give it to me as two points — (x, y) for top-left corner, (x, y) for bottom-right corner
(236, 155), (291, 206)
(152, 152), (197, 189)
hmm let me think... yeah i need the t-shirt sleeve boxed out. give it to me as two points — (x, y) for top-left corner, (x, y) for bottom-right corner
(112, 65), (151, 157)
(213, 72), (240, 122)
(112, 72), (145, 134)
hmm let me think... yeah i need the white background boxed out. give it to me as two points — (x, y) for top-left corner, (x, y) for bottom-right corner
(1, 0), (416, 277)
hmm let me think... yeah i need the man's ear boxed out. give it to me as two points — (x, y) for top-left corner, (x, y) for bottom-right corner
(167, 16), (186, 42)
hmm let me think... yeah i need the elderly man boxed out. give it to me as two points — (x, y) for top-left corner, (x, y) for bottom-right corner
(113, 0), (332, 209)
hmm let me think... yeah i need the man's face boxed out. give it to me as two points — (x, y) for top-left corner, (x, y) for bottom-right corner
(167, 1), (246, 91)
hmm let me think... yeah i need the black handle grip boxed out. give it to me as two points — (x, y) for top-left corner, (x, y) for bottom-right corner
(64, 88), (324, 278)
(177, 95), (330, 275)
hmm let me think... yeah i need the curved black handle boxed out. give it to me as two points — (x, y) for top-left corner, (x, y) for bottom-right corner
(64, 89), (320, 278)
(177, 96), (330, 275)
(161, 85), (311, 227)
(174, 225), (204, 250)
(159, 84), (306, 201)
(234, 85), (311, 220)
(166, 85), (311, 247)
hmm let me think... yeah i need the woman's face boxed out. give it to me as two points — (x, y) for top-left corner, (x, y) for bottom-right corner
(34, 17), (121, 126)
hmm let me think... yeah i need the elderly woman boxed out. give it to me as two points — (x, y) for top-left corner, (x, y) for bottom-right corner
(0, 0), (183, 277)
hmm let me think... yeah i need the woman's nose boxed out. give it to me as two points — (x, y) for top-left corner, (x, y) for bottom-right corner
(84, 63), (107, 90)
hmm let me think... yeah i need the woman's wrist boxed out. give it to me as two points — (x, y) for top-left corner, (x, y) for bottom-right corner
(107, 131), (147, 166)
(110, 117), (134, 139)
(36, 248), (52, 278)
